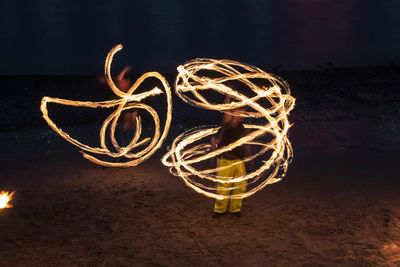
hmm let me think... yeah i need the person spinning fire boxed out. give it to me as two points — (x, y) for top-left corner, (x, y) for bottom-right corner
(211, 97), (253, 218)
(97, 65), (138, 153)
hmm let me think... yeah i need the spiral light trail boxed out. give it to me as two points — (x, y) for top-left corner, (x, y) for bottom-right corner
(41, 44), (172, 167)
(162, 59), (295, 199)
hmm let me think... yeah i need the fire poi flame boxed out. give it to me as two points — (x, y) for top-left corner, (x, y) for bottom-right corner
(162, 59), (295, 199)
(40, 44), (172, 167)
(0, 191), (14, 209)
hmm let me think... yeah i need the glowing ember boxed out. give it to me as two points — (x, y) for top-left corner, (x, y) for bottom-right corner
(162, 59), (295, 199)
(0, 191), (14, 209)
(41, 44), (172, 167)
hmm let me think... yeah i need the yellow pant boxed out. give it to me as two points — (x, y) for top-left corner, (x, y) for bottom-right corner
(213, 158), (247, 213)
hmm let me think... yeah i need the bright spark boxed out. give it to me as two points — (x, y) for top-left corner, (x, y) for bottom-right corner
(0, 191), (14, 209)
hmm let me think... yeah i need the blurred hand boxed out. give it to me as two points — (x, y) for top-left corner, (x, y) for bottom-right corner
(122, 65), (132, 73)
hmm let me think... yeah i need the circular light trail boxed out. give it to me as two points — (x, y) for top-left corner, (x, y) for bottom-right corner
(162, 59), (295, 199)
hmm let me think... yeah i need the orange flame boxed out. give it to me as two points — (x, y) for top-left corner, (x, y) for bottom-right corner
(0, 191), (14, 209)
(40, 44), (172, 167)
(162, 59), (295, 199)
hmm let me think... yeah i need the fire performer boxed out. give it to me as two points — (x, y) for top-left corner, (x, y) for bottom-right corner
(211, 100), (253, 218)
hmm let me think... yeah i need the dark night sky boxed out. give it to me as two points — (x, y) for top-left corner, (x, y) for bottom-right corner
(0, 0), (399, 75)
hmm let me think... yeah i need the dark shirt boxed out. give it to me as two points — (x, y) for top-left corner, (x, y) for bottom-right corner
(216, 122), (246, 159)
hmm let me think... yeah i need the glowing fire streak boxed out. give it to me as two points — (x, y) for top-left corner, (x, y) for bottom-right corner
(0, 191), (14, 209)
(162, 59), (295, 199)
(41, 44), (172, 167)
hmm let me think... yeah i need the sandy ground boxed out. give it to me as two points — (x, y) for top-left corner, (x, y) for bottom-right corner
(1, 66), (399, 266)
(0, 127), (399, 266)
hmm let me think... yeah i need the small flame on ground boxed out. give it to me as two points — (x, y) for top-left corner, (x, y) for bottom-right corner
(0, 191), (14, 209)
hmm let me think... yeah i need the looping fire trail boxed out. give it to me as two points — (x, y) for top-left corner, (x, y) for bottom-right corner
(41, 44), (172, 167)
(162, 59), (295, 199)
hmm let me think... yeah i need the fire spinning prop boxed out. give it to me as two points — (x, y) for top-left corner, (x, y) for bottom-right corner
(41, 45), (172, 167)
(0, 191), (14, 209)
(162, 59), (295, 199)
